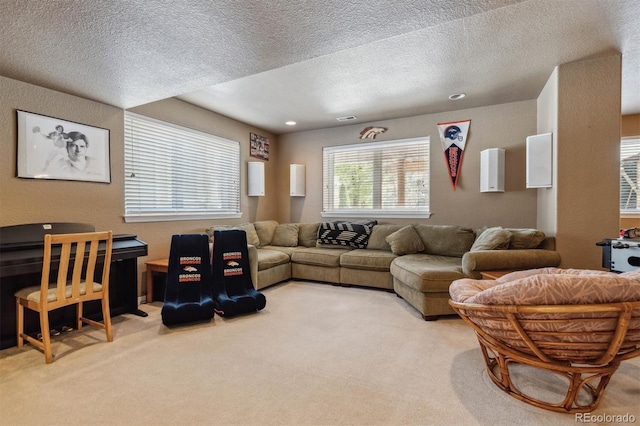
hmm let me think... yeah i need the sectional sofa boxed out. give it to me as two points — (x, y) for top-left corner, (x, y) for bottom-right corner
(206, 221), (561, 320)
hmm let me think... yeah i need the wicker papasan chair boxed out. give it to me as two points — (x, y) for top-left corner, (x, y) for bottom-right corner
(449, 268), (640, 413)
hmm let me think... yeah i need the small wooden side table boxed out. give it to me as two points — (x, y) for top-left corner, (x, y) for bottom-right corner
(145, 259), (168, 303)
(480, 270), (517, 280)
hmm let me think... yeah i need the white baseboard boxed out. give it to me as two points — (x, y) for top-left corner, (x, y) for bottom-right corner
(137, 296), (147, 305)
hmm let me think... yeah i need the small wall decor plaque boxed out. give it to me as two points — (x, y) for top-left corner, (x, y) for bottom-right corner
(16, 110), (111, 183)
(250, 132), (269, 160)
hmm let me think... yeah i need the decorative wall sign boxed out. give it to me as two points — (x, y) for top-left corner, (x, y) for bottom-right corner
(437, 119), (471, 190)
(359, 126), (388, 140)
(16, 110), (111, 183)
(250, 132), (269, 160)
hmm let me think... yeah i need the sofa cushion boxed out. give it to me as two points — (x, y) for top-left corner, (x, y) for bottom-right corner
(391, 254), (465, 293)
(317, 220), (377, 249)
(413, 224), (475, 257)
(470, 227), (512, 251)
(505, 228), (546, 249)
(292, 247), (352, 267)
(205, 225), (235, 242)
(340, 249), (397, 271)
(271, 223), (299, 247)
(367, 224), (405, 251)
(260, 245), (298, 256)
(256, 249), (290, 271)
(297, 222), (321, 247)
(239, 223), (260, 247)
(254, 220), (279, 246)
(386, 225), (425, 255)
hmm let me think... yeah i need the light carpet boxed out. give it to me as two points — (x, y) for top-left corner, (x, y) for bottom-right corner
(1, 281), (638, 426)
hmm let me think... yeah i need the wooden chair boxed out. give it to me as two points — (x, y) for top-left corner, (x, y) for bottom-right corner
(15, 231), (114, 363)
(449, 269), (640, 413)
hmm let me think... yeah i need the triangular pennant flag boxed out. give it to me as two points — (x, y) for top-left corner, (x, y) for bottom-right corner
(437, 119), (471, 190)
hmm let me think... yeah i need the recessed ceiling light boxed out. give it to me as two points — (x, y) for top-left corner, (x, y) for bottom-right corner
(285, 121), (297, 126)
(336, 115), (357, 122)
(449, 93), (466, 100)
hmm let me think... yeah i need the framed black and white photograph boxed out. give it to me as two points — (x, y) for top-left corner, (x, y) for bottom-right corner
(16, 110), (111, 183)
(250, 132), (269, 160)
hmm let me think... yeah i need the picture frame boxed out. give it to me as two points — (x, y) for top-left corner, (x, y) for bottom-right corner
(250, 132), (269, 160)
(16, 110), (111, 183)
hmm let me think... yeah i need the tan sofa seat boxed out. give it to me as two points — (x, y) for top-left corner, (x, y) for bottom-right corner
(291, 247), (352, 267)
(260, 245), (297, 257)
(391, 254), (465, 293)
(256, 248), (290, 271)
(340, 249), (397, 271)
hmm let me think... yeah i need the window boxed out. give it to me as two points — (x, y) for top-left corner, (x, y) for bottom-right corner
(124, 112), (241, 222)
(621, 137), (640, 215)
(322, 137), (429, 218)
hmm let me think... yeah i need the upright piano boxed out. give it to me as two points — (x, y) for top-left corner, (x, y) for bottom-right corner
(0, 222), (148, 349)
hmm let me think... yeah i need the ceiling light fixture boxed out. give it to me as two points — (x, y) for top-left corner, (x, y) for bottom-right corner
(336, 115), (357, 122)
(285, 121), (297, 126)
(449, 93), (466, 100)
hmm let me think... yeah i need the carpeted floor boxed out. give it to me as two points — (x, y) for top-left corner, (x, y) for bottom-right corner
(1, 281), (638, 425)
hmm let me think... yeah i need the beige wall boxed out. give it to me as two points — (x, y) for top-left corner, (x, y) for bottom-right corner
(1, 76), (126, 232)
(537, 53), (621, 269)
(0, 76), (278, 297)
(535, 67), (559, 235)
(277, 101), (539, 229)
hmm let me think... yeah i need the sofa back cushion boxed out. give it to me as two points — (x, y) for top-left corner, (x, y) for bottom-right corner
(414, 224), (475, 257)
(367, 224), (405, 251)
(505, 228), (546, 249)
(241, 223), (260, 247)
(254, 220), (279, 246)
(470, 227), (512, 251)
(475, 226), (547, 250)
(205, 223), (260, 247)
(385, 225), (425, 255)
(297, 223), (321, 247)
(205, 225), (233, 242)
(271, 223), (299, 247)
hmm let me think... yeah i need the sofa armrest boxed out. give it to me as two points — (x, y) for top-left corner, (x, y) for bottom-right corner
(247, 244), (259, 288)
(462, 249), (561, 278)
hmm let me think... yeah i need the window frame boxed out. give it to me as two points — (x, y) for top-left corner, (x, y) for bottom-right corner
(620, 135), (640, 218)
(123, 112), (241, 223)
(322, 136), (430, 219)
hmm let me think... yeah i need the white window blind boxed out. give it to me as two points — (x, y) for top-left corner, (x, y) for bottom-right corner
(621, 137), (640, 214)
(124, 112), (241, 222)
(322, 137), (430, 218)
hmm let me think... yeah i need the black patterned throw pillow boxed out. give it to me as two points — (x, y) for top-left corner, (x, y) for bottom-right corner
(317, 220), (377, 249)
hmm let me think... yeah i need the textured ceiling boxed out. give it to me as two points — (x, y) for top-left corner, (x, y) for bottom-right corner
(1, 0), (638, 134)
